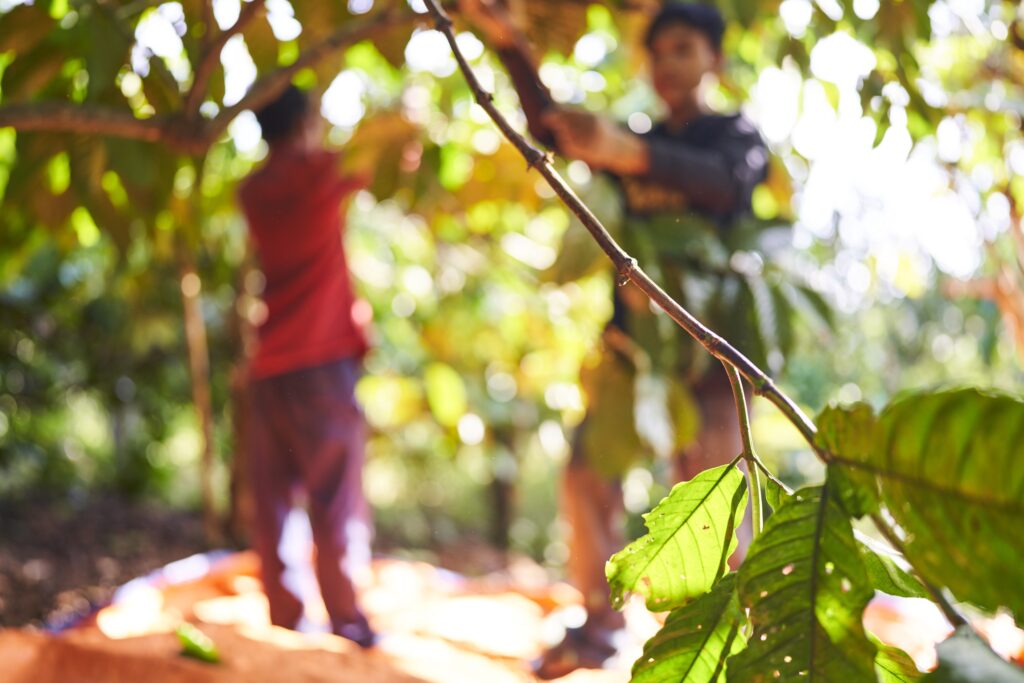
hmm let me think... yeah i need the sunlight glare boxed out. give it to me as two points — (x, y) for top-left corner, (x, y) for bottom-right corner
(266, 0), (301, 41)
(321, 71), (367, 128)
(221, 34), (257, 106)
(405, 30), (456, 77)
(779, 0), (813, 37)
(810, 32), (875, 89)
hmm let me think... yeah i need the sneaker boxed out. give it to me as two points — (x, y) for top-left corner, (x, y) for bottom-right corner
(332, 614), (377, 649)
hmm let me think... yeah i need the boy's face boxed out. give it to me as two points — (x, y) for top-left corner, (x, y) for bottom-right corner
(648, 22), (721, 112)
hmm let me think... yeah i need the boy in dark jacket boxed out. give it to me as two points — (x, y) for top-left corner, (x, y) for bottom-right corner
(460, 2), (768, 676)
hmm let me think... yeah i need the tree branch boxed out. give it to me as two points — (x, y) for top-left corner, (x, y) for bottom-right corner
(0, 102), (166, 143)
(0, 9), (414, 154)
(423, 0), (822, 453)
(185, 0), (267, 116)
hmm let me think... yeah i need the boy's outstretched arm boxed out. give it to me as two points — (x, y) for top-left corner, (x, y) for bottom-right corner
(459, 0), (558, 149)
(460, 0), (767, 215)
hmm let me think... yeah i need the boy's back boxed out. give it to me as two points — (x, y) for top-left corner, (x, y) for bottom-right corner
(239, 148), (366, 380)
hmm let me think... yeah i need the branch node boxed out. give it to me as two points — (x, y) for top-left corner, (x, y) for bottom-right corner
(616, 258), (638, 286)
(433, 14), (454, 31)
(524, 148), (548, 170)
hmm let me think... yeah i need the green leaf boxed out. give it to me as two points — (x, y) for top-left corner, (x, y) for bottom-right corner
(858, 538), (929, 599)
(779, 281), (835, 332)
(817, 403), (881, 516)
(424, 362), (467, 428)
(176, 623), (220, 664)
(631, 574), (748, 683)
(727, 484), (878, 682)
(875, 642), (923, 682)
(829, 462), (878, 519)
(667, 376), (701, 452)
(764, 475), (791, 513)
(606, 462), (748, 611)
(840, 390), (1024, 618)
(744, 271), (782, 373)
(579, 346), (646, 478)
(922, 626), (1024, 682)
(82, 5), (133, 100)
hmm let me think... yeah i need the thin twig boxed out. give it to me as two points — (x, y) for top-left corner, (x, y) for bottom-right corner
(185, 0), (267, 116)
(723, 361), (763, 538)
(423, 0), (821, 453)
(869, 512), (969, 628)
(753, 458), (792, 495)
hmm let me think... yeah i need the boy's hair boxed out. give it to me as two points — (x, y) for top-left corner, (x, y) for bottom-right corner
(644, 2), (726, 53)
(255, 85), (309, 144)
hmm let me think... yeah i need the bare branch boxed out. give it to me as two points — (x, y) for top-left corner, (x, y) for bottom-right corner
(422, 0), (821, 450)
(0, 102), (165, 143)
(185, 0), (267, 116)
(0, 8), (415, 155)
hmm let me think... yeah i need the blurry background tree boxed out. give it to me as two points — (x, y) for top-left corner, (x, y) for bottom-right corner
(0, 0), (1021, 566)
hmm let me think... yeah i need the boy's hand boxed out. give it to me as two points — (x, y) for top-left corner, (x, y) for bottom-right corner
(458, 0), (518, 48)
(542, 109), (649, 175)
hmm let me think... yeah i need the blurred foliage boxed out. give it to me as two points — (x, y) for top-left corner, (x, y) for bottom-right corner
(0, 0), (1021, 567)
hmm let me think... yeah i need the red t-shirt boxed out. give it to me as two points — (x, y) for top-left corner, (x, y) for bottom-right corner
(239, 148), (368, 379)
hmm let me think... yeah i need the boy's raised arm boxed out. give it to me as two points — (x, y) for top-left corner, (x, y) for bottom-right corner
(459, 0), (558, 150)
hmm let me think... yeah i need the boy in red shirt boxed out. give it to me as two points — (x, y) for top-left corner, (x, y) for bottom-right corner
(238, 85), (374, 647)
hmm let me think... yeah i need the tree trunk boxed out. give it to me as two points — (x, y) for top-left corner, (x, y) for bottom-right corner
(227, 259), (259, 544)
(490, 427), (518, 565)
(179, 256), (221, 543)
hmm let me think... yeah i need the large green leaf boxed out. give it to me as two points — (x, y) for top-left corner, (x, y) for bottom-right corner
(727, 483), (878, 682)
(816, 403), (880, 517)
(606, 463), (747, 611)
(831, 390), (1024, 618)
(631, 574), (748, 683)
(921, 626), (1024, 683)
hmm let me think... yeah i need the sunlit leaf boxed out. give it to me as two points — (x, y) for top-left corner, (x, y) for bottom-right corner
(631, 574), (748, 683)
(833, 390), (1024, 618)
(727, 483), (878, 682)
(606, 462), (747, 611)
